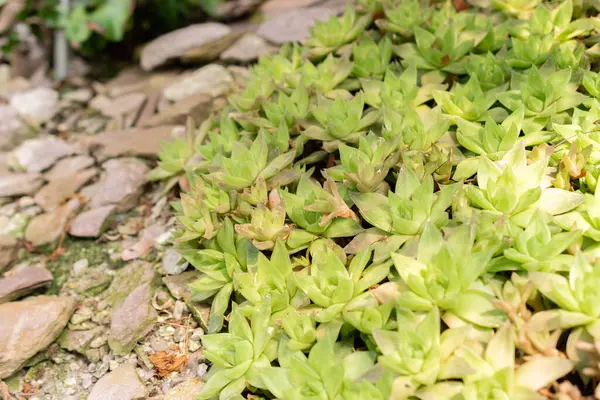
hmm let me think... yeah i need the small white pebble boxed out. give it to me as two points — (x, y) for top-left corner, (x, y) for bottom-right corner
(197, 363), (208, 378)
(73, 258), (89, 275)
(81, 373), (93, 389)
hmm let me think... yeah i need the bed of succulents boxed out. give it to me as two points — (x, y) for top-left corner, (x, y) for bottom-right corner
(150, 0), (600, 398)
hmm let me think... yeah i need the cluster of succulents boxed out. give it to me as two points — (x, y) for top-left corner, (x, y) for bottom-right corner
(151, 0), (600, 398)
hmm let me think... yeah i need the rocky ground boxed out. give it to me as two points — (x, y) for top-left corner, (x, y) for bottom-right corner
(0, 1), (347, 399)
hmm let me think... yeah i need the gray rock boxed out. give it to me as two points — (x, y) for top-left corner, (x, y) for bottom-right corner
(63, 88), (93, 103)
(79, 125), (180, 159)
(141, 23), (233, 71)
(59, 325), (106, 355)
(108, 283), (157, 355)
(106, 261), (159, 307)
(43, 155), (95, 182)
(220, 33), (277, 62)
(0, 266), (53, 304)
(162, 379), (205, 400)
(69, 205), (116, 238)
(0, 234), (18, 272)
(0, 295), (77, 379)
(260, 0), (324, 12)
(64, 266), (113, 297)
(80, 158), (149, 212)
(10, 136), (80, 173)
(0, 105), (24, 150)
(34, 168), (98, 211)
(163, 64), (233, 102)
(87, 363), (147, 400)
(25, 198), (82, 246)
(0, 173), (43, 197)
(142, 93), (212, 128)
(91, 92), (147, 118)
(163, 271), (201, 301)
(162, 249), (189, 276)
(257, 7), (336, 44)
(9, 87), (58, 123)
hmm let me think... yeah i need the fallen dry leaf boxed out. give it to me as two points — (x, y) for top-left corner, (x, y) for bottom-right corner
(121, 238), (155, 261)
(149, 350), (188, 377)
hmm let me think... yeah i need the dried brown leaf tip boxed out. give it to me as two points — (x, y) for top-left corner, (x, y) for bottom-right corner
(148, 350), (188, 378)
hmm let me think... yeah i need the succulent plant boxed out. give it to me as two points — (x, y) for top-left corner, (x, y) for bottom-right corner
(145, 2), (600, 397)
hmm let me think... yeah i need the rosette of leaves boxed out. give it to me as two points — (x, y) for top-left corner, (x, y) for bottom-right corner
(465, 52), (508, 91)
(196, 111), (242, 165)
(391, 222), (505, 328)
(433, 75), (507, 124)
(491, 0), (542, 19)
(381, 106), (450, 151)
(361, 66), (446, 110)
(148, 118), (200, 181)
(260, 85), (310, 130)
(172, 175), (231, 243)
(259, 330), (387, 400)
(198, 300), (278, 399)
(497, 66), (588, 134)
(465, 142), (550, 223)
(289, 54), (354, 93)
(582, 71), (600, 100)
(351, 165), (458, 239)
(204, 132), (296, 191)
(233, 240), (305, 314)
(530, 253), (600, 341)
(498, 210), (581, 272)
(453, 107), (524, 180)
(553, 99), (600, 164)
(371, 307), (442, 397)
(447, 323), (574, 399)
(351, 36), (392, 79)
(551, 40), (588, 70)
(395, 22), (475, 74)
(184, 218), (256, 332)
(326, 133), (400, 193)
(304, 5), (372, 58)
(554, 179), (600, 241)
(279, 175), (363, 241)
(294, 242), (393, 331)
(234, 192), (292, 251)
(504, 33), (555, 69)
(527, 0), (595, 43)
(375, 0), (431, 37)
(302, 92), (380, 150)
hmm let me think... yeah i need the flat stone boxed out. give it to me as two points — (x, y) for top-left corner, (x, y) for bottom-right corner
(91, 92), (147, 118)
(163, 379), (205, 400)
(59, 325), (106, 355)
(43, 155), (95, 182)
(142, 93), (212, 127)
(221, 33), (277, 62)
(0, 295), (77, 379)
(260, 0), (324, 12)
(9, 87), (58, 123)
(163, 64), (233, 102)
(25, 198), (81, 246)
(0, 266), (53, 304)
(80, 158), (149, 212)
(34, 168), (98, 211)
(0, 234), (18, 272)
(79, 125), (180, 159)
(88, 363), (147, 400)
(64, 266), (113, 297)
(257, 7), (336, 44)
(0, 173), (43, 197)
(0, 105), (24, 150)
(109, 282), (157, 355)
(63, 88), (93, 103)
(162, 249), (189, 275)
(69, 205), (116, 238)
(106, 261), (159, 307)
(10, 135), (80, 173)
(141, 23), (233, 71)
(162, 271), (201, 301)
